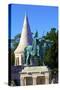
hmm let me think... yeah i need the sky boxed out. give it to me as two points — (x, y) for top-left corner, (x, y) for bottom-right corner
(9, 4), (58, 39)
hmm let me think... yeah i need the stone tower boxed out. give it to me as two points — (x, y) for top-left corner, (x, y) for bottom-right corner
(14, 14), (33, 66)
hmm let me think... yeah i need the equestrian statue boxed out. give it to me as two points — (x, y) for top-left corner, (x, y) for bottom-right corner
(23, 31), (53, 66)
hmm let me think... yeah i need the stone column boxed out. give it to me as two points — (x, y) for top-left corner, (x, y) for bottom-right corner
(45, 73), (49, 84)
(33, 76), (37, 85)
(45, 76), (49, 84)
(24, 77), (26, 86)
(20, 77), (24, 86)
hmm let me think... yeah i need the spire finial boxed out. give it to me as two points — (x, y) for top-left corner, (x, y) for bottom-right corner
(25, 11), (27, 17)
(24, 11), (28, 19)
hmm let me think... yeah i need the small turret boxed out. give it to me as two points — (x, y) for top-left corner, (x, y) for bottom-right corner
(14, 14), (33, 66)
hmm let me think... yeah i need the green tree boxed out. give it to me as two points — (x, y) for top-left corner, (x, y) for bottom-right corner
(44, 28), (57, 41)
(11, 33), (21, 51)
(9, 33), (21, 65)
(44, 28), (58, 69)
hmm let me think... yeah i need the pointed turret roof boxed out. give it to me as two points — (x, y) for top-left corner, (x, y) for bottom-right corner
(14, 14), (33, 53)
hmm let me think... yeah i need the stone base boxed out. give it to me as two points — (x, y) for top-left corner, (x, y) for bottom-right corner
(20, 66), (49, 86)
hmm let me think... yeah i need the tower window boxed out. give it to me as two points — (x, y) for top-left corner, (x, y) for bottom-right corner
(16, 57), (19, 65)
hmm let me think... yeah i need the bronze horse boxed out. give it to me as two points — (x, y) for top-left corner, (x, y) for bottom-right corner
(24, 32), (52, 66)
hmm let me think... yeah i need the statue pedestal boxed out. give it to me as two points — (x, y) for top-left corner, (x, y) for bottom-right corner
(20, 66), (50, 86)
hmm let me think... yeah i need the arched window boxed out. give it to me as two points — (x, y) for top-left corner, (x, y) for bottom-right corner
(36, 76), (45, 84)
(16, 57), (19, 65)
(26, 77), (33, 85)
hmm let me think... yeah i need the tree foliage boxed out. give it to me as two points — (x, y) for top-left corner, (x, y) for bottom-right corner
(9, 33), (21, 66)
(44, 28), (57, 41)
(44, 28), (58, 69)
(11, 33), (21, 51)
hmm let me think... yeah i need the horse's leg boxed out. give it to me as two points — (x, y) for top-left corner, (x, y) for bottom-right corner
(26, 53), (29, 65)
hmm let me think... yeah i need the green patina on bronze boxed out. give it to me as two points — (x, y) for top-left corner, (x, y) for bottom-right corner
(24, 31), (53, 66)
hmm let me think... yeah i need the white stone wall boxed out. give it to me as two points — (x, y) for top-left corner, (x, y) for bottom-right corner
(15, 52), (24, 66)
(20, 71), (49, 86)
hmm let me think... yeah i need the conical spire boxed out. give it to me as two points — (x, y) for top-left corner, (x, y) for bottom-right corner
(14, 14), (33, 53)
